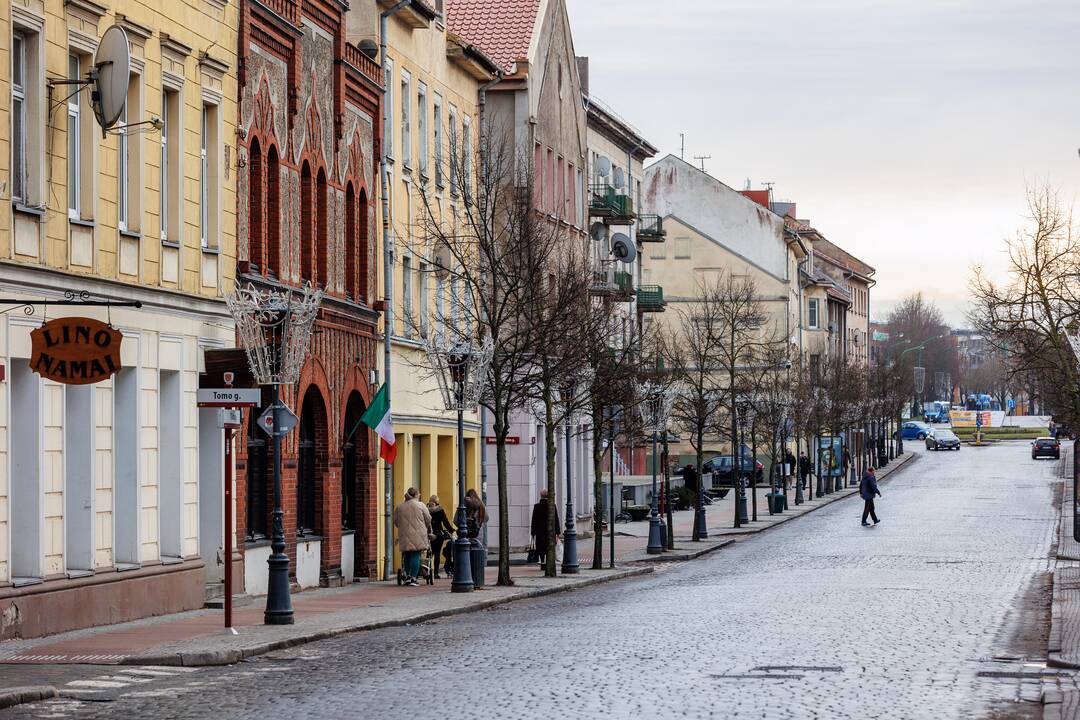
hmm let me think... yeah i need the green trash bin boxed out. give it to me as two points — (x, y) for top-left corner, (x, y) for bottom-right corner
(770, 493), (785, 514)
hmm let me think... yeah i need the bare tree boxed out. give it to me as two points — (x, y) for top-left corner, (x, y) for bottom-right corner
(970, 185), (1080, 428)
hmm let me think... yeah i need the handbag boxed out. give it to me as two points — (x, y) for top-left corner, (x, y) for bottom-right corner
(526, 544), (539, 563)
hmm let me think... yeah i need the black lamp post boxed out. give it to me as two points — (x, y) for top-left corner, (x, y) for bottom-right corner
(561, 416), (579, 573)
(735, 400), (750, 526)
(447, 353), (474, 593)
(638, 382), (673, 555)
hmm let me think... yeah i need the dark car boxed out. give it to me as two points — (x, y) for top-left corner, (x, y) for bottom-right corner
(925, 428), (960, 451)
(1032, 437), (1061, 460)
(702, 455), (764, 488)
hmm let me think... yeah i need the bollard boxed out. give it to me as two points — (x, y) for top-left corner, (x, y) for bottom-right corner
(469, 538), (486, 588)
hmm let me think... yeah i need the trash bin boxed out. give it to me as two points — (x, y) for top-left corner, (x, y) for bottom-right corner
(770, 493), (785, 514)
(470, 538), (485, 589)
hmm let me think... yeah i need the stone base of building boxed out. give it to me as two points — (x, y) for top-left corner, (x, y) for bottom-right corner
(0, 560), (206, 640)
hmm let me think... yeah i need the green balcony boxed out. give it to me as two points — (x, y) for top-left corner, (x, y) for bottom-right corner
(614, 270), (634, 298)
(636, 285), (666, 312)
(590, 268), (635, 300)
(636, 214), (665, 242)
(589, 183), (634, 221)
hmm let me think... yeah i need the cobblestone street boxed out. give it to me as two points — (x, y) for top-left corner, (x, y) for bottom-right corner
(4, 442), (1067, 719)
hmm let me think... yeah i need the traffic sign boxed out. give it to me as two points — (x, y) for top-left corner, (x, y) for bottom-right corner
(258, 402), (299, 437)
(198, 388), (261, 407)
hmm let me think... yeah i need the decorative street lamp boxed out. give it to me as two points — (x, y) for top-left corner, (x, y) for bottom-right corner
(638, 381), (675, 555)
(735, 398), (751, 525)
(426, 335), (493, 593)
(226, 282), (323, 625)
(559, 371), (591, 574)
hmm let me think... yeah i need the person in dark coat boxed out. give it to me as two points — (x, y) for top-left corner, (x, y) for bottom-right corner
(427, 495), (456, 579)
(860, 467), (882, 526)
(530, 489), (561, 567)
(783, 450), (797, 492)
(683, 464), (699, 494)
(797, 452), (811, 490)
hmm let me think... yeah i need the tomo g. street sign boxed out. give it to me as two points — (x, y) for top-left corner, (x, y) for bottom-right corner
(257, 402), (299, 437)
(197, 388), (261, 407)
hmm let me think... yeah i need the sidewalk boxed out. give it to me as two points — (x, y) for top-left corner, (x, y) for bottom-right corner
(1041, 446), (1080, 720)
(0, 451), (914, 709)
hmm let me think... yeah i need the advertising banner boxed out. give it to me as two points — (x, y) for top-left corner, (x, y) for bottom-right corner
(817, 436), (843, 477)
(950, 411), (991, 428)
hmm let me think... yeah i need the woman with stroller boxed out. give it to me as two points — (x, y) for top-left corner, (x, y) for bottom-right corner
(393, 487), (432, 586)
(427, 495), (456, 580)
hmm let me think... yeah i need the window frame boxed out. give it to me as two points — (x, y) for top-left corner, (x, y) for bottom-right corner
(448, 105), (459, 197)
(11, 32), (26, 205)
(461, 115), (472, 198)
(401, 254), (413, 338)
(199, 105), (209, 248)
(433, 94), (443, 187)
(67, 53), (81, 220)
(384, 59), (394, 162)
(400, 70), (412, 168)
(808, 298), (819, 329)
(417, 81), (428, 177)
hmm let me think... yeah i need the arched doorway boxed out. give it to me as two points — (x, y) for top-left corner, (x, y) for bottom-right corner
(342, 392), (372, 578)
(297, 386), (327, 538)
(246, 404), (271, 541)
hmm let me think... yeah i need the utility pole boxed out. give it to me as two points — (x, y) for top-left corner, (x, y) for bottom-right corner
(679, 133), (685, 160)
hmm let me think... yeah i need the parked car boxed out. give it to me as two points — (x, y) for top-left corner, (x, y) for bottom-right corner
(1032, 437), (1061, 460)
(925, 428), (960, 451)
(700, 455), (764, 488)
(894, 421), (932, 440)
(923, 401), (950, 424)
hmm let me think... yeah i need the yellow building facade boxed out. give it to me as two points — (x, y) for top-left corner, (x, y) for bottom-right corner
(0, 0), (237, 637)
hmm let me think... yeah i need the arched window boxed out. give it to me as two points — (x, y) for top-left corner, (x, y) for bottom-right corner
(316, 167), (328, 288)
(345, 183), (357, 301)
(358, 188), (369, 303)
(300, 161), (314, 284)
(267, 145), (280, 277)
(247, 138), (263, 273)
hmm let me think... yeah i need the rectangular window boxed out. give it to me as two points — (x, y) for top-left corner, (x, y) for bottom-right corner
(450, 278), (460, 334)
(119, 72), (143, 233)
(649, 240), (666, 259)
(556, 156), (564, 219)
(448, 106), (459, 197)
(200, 106), (209, 247)
(117, 90), (128, 231)
(433, 95), (443, 187)
(11, 33), (26, 204)
(567, 162), (575, 225)
(576, 168), (584, 225)
(417, 82), (428, 176)
(419, 262), (430, 338)
(674, 236), (691, 259)
(400, 71), (411, 168)
(435, 275), (445, 341)
(67, 53), (81, 219)
(461, 116), (472, 197)
(402, 255), (413, 338)
(546, 148), (554, 213)
(808, 298), (819, 329)
(384, 60), (394, 161)
(534, 143), (543, 208)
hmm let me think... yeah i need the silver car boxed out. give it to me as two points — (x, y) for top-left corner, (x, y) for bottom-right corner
(926, 428), (961, 451)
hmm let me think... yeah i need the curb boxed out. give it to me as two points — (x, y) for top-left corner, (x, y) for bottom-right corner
(121, 566), (654, 668)
(0, 686), (58, 710)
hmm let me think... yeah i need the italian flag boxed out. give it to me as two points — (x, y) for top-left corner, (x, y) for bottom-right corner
(360, 383), (397, 465)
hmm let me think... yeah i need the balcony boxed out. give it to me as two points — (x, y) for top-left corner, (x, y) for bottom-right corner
(589, 183), (634, 222)
(636, 285), (666, 313)
(590, 265), (635, 300)
(636, 214), (665, 242)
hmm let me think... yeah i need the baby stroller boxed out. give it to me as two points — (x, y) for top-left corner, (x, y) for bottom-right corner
(396, 546), (436, 586)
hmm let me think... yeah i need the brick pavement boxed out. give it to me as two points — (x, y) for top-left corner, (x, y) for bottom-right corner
(0, 452), (913, 711)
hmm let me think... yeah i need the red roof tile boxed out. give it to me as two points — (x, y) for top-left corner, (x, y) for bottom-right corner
(446, 0), (541, 72)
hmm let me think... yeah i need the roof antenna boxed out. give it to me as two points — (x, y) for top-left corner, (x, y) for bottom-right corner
(679, 133), (685, 160)
(693, 154), (711, 172)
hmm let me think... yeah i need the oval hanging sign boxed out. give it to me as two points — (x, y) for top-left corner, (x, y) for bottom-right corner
(30, 317), (123, 385)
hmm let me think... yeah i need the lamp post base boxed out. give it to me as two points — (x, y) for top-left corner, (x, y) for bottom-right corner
(451, 536), (474, 593)
(561, 526), (580, 574)
(694, 504), (708, 539)
(736, 492), (749, 525)
(264, 551), (294, 625)
(646, 512), (664, 554)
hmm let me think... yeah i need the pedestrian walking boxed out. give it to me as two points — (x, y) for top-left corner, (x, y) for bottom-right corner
(530, 489), (561, 568)
(859, 467), (882, 526)
(464, 488), (487, 539)
(783, 450), (797, 493)
(797, 452), (811, 491)
(393, 487), (432, 585)
(426, 495), (455, 579)
(683, 464), (699, 494)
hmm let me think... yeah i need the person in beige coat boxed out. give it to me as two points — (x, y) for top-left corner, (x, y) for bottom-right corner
(394, 487), (432, 586)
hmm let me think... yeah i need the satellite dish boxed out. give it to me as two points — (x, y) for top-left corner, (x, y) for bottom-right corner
(595, 156), (611, 179)
(92, 25), (130, 134)
(612, 167), (625, 189)
(589, 222), (609, 244)
(611, 232), (635, 264)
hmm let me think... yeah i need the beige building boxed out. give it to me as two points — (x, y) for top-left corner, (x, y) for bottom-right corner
(0, 0), (237, 637)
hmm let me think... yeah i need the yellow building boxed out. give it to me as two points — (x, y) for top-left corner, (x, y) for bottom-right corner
(0, 0), (237, 637)
(348, 3), (498, 564)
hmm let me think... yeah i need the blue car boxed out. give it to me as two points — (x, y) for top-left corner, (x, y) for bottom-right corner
(894, 421), (931, 440)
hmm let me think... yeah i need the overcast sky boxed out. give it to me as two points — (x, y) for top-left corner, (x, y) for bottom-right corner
(567, 0), (1080, 326)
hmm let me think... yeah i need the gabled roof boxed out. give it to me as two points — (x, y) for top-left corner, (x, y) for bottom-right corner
(445, 0), (542, 72)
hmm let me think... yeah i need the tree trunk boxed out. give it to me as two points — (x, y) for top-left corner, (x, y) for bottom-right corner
(663, 433), (674, 549)
(543, 388), (558, 578)
(592, 430), (605, 570)
(494, 405), (513, 587)
(750, 430), (758, 522)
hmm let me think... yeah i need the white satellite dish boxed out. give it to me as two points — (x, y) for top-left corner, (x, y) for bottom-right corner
(595, 156), (611, 179)
(91, 25), (130, 134)
(611, 232), (635, 264)
(590, 222), (609, 244)
(612, 167), (625, 190)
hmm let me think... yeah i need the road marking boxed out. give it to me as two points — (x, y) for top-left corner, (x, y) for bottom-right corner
(118, 667), (180, 677)
(66, 679), (128, 688)
(139, 665), (197, 672)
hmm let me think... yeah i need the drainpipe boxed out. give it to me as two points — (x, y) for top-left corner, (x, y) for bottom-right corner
(476, 72), (499, 549)
(380, 0), (410, 581)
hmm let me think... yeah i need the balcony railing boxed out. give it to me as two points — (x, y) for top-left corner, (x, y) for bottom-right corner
(589, 183), (634, 220)
(590, 266), (635, 299)
(636, 285), (666, 312)
(636, 214), (665, 241)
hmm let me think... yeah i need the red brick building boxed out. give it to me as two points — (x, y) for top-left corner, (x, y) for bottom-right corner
(232, 0), (382, 592)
